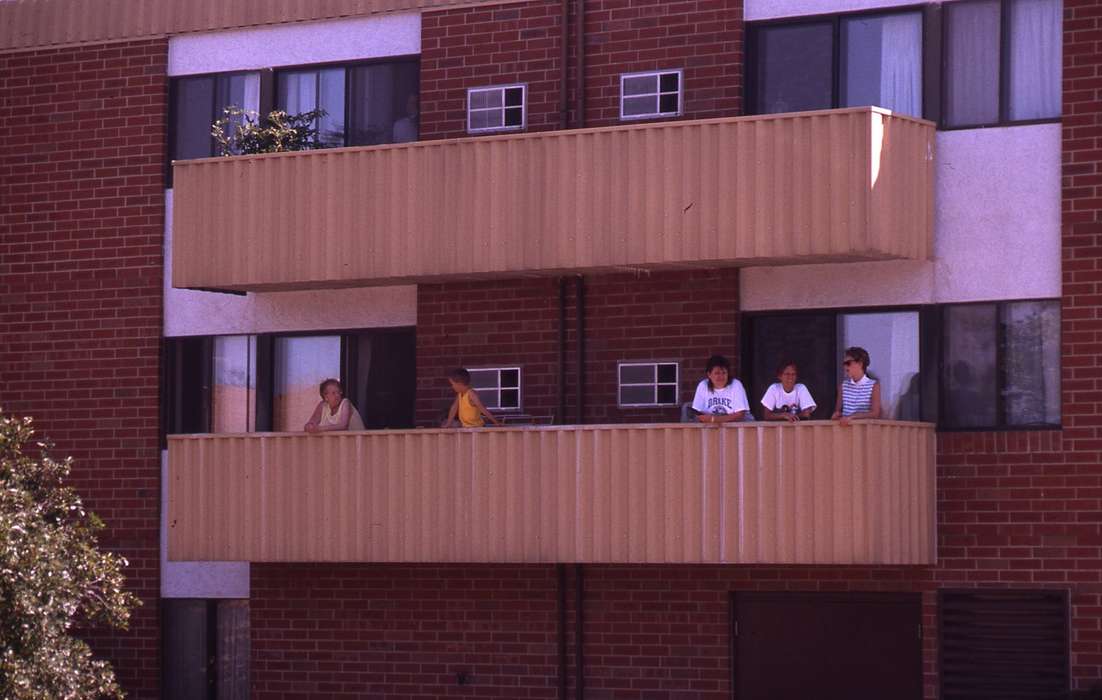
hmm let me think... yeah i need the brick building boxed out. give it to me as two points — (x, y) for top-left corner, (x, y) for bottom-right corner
(0, 0), (1098, 697)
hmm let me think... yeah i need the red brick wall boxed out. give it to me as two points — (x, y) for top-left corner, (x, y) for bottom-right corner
(0, 40), (165, 697)
(420, 0), (565, 140)
(416, 278), (564, 425)
(1061, 0), (1102, 686)
(584, 269), (739, 424)
(582, 0), (743, 127)
(415, 270), (739, 426)
(250, 564), (562, 698)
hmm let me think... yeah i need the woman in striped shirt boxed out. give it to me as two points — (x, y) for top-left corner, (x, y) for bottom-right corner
(831, 346), (881, 425)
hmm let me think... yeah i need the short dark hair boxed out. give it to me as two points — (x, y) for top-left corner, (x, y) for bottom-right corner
(776, 359), (798, 376)
(318, 378), (343, 398)
(448, 368), (471, 384)
(704, 355), (731, 391)
(844, 346), (871, 371)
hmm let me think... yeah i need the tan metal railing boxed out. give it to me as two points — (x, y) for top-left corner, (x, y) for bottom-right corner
(171, 107), (934, 292)
(167, 420), (936, 565)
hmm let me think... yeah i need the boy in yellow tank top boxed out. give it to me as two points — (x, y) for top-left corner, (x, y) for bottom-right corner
(442, 368), (502, 428)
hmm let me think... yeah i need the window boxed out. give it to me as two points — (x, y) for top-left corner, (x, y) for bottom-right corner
(838, 311), (921, 422)
(618, 362), (679, 407)
(467, 85), (526, 133)
(162, 599), (249, 700)
(469, 368), (521, 410)
(620, 70), (682, 120)
(749, 10), (923, 118)
(941, 300), (1060, 429)
(276, 59), (420, 147)
(162, 329), (417, 437)
(943, 0), (1061, 127)
(169, 72), (260, 176)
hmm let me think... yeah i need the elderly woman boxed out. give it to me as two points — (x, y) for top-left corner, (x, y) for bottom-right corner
(831, 347), (881, 425)
(304, 378), (366, 433)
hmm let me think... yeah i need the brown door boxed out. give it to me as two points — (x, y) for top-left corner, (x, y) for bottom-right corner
(732, 592), (922, 700)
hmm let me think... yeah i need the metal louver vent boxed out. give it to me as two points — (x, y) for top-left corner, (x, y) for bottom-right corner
(940, 589), (1069, 700)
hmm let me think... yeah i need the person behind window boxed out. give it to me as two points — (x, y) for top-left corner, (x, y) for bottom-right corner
(831, 346), (881, 425)
(691, 354), (750, 424)
(304, 378), (365, 433)
(442, 368), (501, 428)
(761, 359), (817, 422)
(391, 94), (419, 143)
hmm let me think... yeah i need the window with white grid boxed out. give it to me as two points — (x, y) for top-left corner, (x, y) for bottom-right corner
(467, 84), (526, 133)
(620, 69), (682, 120)
(618, 362), (680, 407)
(469, 367), (521, 410)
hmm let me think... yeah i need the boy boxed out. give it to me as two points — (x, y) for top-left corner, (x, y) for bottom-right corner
(442, 368), (501, 428)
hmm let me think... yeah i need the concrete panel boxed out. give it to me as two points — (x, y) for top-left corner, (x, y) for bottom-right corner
(168, 13), (421, 77)
(163, 191), (417, 337)
(742, 124), (1061, 310)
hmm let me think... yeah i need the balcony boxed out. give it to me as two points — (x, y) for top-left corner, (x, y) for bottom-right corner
(167, 421), (935, 565)
(171, 107), (934, 292)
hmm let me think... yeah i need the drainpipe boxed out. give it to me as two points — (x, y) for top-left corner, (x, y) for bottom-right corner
(574, 564), (585, 700)
(574, 0), (585, 128)
(574, 275), (585, 424)
(557, 564), (568, 700)
(558, 278), (568, 424)
(560, 0), (570, 129)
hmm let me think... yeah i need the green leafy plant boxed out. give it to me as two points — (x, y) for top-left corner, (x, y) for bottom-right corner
(212, 106), (330, 156)
(0, 412), (138, 699)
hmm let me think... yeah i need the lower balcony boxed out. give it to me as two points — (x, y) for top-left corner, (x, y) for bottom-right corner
(167, 421), (935, 566)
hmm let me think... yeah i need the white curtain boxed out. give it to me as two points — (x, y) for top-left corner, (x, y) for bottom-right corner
(946, 0), (1001, 126)
(878, 14), (922, 117)
(280, 72), (317, 115)
(1009, 0), (1062, 120)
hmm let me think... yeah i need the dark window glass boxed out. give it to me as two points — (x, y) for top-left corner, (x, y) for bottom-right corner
(505, 86), (524, 107)
(659, 72), (679, 92)
(1003, 301), (1060, 426)
(941, 300), (1060, 429)
(171, 73), (258, 164)
(349, 61), (420, 145)
(753, 23), (834, 114)
(500, 389), (520, 409)
(620, 365), (654, 384)
(944, 0), (1001, 127)
(501, 368), (520, 387)
(659, 94), (680, 113)
(657, 363), (678, 383)
(504, 106), (524, 127)
(657, 385), (677, 404)
(172, 76), (216, 161)
(162, 599), (250, 700)
(943, 304), (998, 428)
(277, 67), (345, 147)
(840, 12), (923, 116)
(620, 385), (654, 405)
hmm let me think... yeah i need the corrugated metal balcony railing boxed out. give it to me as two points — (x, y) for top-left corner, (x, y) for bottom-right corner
(166, 421), (936, 565)
(170, 107), (934, 292)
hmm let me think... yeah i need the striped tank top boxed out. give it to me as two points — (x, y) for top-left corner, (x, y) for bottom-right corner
(841, 376), (876, 417)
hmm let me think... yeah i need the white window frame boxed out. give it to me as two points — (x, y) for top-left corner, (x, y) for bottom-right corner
(468, 366), (522, 411)
(617, 361), (680, 408)
(619, 69), (683, 121)
(467, 84), (527, 134)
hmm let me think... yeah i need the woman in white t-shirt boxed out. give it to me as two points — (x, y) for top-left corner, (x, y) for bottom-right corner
(761, 359), (817, 422)
(691, 355), (750, 424)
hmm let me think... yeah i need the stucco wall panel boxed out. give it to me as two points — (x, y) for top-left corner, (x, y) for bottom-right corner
(742, 124), (1061, 310)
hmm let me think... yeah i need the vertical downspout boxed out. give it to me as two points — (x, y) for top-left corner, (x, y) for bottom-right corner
(575, 275), (585, 424)
(559, 0), (570, 129)
(574, 564), (585, 700)
(558, 278), (567, 425)
(557, 564), (568, 700)
(574, 0), (585, 128)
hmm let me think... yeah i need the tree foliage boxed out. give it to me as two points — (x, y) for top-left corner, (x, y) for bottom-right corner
(211, 106), (329, 156)
(0, 412), (138, 699)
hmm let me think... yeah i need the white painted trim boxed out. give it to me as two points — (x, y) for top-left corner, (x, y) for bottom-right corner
(168, 13), (421, 77)
(745, 0), (923, 21)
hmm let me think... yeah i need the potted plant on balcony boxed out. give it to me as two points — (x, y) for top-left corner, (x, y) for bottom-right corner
(211, 106), (329, 156)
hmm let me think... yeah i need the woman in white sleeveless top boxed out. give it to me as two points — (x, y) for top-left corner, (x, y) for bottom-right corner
(831, 346), (881, 426)
(304, 378), (366, 433)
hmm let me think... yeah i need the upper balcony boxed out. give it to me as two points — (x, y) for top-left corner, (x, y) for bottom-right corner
(167, 420), (935, 566)
(170, 107), (934, 292)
